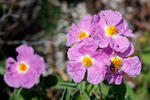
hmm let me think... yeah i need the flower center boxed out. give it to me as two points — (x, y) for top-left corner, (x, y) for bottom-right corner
(82, 56), (92, 67)
(78, 31), (88, 40)
(18, 63), (28, 73)
(106, 25), (117, 36)
(111, 57), (122, 68)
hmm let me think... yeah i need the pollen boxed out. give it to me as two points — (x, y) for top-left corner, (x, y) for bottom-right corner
(18, 63), (28, 73)
(106, 25), (117, 36)
(82, 56), (92, 67)
(111, 57), (122, 68)
(78, 31), (88, 40)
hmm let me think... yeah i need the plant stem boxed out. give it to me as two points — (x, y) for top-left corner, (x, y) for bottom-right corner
(98, 84), (102, 100)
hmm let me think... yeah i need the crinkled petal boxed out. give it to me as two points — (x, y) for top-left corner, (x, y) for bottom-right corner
(4, 61), (39, 89)
(121, 56), (142, 77)
(92, 14), (100, 24)
(21, 70), (38, 89)
(117, 42), (134, 58)
(78, 16), (93, 34)
(116, 19), (134, 37)
(27, 54), (45, 75)
(67, 61), (86, 83)
(92, 50), (110, 66)
(111, 35), (130, 53)
(87, 64), (106, 84)
(115, 73), (124, 85)
(68, 38), (98, 60)
(66, 24), (79, 46)
(106, 70), (124, 85)
(16, 45), (34, 61)
(87, 51), (109, 84)
(4, 72), (21, 88)
(99, 10), (122, 26)
(102, 46), (113, 55)
(5, 57), (17, 72)
(94, 29), (109, 48)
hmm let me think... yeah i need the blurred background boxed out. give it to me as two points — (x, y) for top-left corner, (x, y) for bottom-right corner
(0, 0), (150, 100)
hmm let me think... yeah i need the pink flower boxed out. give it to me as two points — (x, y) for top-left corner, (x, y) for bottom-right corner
(4, 45), (45, 88)
(66, 16), (94, 46)
(67, 38), (110, 84)
(104, 44), (141, 85)
(93, 10), (134, 52)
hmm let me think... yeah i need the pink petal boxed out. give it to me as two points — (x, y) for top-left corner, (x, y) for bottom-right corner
(67, 61), (86, 83)
(121, 56), (142, 77)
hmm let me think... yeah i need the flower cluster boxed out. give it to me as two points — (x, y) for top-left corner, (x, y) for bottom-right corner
(4, 45), (45, 88)
(66, 10), (142, 85)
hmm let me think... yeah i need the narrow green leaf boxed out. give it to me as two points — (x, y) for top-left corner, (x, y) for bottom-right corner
(61, 88), (71, 100)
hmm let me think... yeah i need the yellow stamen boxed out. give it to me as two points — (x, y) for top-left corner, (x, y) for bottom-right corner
(78, 31), (88, 40)
(82, 56), (92, 67)
(111, 57), (122, 68)
(18, 63), (28, 72)
(106, 25), (117, 36)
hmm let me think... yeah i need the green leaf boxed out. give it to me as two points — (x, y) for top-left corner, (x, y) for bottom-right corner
(61, 88), (71, 100)
(0, 60), (5, 75)
(55, 81), (78, 90)
(9, 88), (24, 100)
(78, 81), (86, 94)
(72, 91), (85, 100)
(78, 81), (90, 100)
(81, 92), (90, 100)
(100, 83), (109, 97)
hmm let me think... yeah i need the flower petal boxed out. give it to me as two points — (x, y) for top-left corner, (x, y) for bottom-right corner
(78, 16), (93, 34)
(87, 64), (106, 84)
(117, 42), (134, 58)
(121, 56), (142, 77)
(5, 57), (17, 72)
(111, 35), (130, 53)
(94, 28), (109, 48)
(115, 73), (124, 85)
(28, 54), (45, 75)
(99, 10), (122, 26)
(116, 19), (134, 37)
(67, 61), (86, 83)
(16, 45), (34, 61)
(68, 38), (98, 60)
(66, 24), (79, 46)
(21, 70), (38, 89)
(106, 70), (124, 85)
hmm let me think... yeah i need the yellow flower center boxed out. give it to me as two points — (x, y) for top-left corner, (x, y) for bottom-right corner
(82, 56), (92, 67)
(78, 31), (88, 40)
(18, 63), (28, 73)
(106, 25), (117, 36)
(111, 57), (122, 68)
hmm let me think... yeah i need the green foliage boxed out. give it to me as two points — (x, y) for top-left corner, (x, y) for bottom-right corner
(126, 83), (137, 100)
(0, 60), (5, 75)
(37, 0), (62, 35)
(140, 47), (150, 66)
(9, 88), (24, 100)
(61, 88), (71, 100)
(105, 82), (126, 100)
(72, 91), (85, 100)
